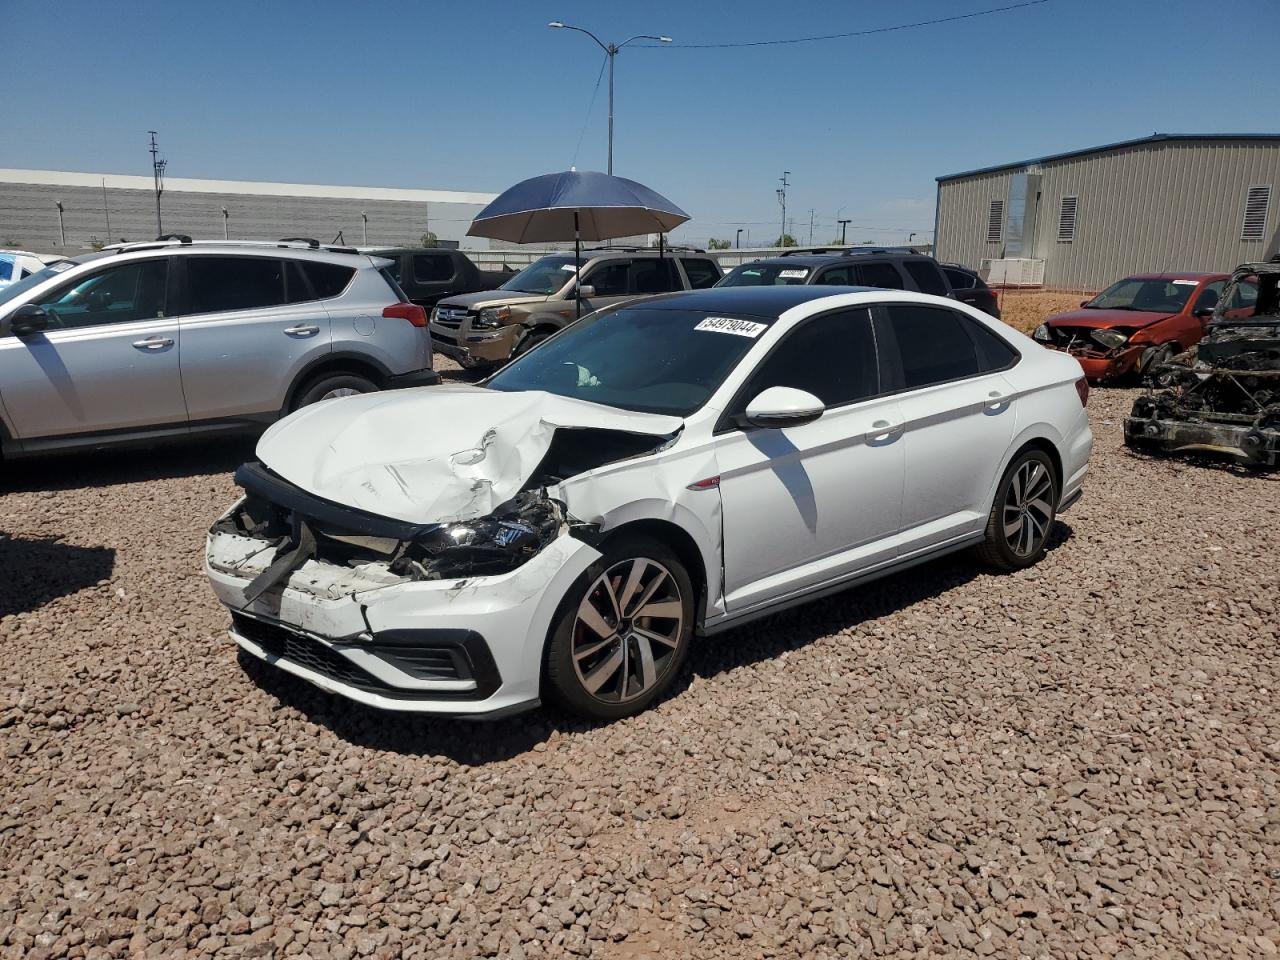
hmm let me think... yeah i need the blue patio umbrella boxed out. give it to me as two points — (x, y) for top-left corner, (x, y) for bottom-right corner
(467, 170), (691, 317)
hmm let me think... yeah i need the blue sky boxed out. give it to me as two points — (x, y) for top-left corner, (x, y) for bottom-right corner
(2, 0), (1273, 246)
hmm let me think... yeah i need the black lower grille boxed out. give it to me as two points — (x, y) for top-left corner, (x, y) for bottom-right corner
(230, 613), (500, 701)
(431, 331), (459, 346)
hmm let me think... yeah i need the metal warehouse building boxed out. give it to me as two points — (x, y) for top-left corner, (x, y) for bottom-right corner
(934, 134), (1280, 291)
(0, 168), (497, 254)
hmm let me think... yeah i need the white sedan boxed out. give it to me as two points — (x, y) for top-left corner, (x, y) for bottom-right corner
(205, 286), (1093, 720)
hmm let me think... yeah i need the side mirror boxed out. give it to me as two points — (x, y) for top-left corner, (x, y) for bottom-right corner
(1194, 306), (1214, 318)
(742, 386), (824, 429)
(4, 304), (49, 337)
(575, 284), (595, 299)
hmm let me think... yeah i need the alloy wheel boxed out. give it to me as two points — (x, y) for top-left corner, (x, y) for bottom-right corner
(320, 387), (362, 401)
(1003, 460), (1054, 557)
(571, 558), (684, 704)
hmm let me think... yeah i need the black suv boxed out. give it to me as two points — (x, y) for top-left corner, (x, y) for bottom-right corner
(717, 247), (979, 309)
(940, 263), (1001, 319)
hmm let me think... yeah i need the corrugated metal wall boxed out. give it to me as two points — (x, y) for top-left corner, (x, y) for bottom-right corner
(0, 182), (487, 251)
(936, 139), (1280, 290)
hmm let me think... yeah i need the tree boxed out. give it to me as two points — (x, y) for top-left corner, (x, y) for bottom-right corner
(707, 238), (732, 250)
(774, 234), (798, 247)
(420, 231), (439, 248)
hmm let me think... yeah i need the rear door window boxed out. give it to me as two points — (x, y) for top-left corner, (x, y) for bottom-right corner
(680, 258), (721, 289)
(965, 316), (1019, 371)
(881, 304), (980, 389)
(903, 260), (950, 296)
(629, 259), (681, 294)
(854, 261), (906, 290)
(943, 267), (976, 290)
(414, 254), (455, 283)
(302, 261), (357, 299)
(186, 257), (286, 314)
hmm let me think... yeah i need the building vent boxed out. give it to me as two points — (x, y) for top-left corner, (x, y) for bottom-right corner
(1242, 185), (1271, 241)
(986, 200), (1004, 243)
(1058, 196), (1078, 242)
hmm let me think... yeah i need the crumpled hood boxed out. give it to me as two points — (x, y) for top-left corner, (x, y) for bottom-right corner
(1047, 307), (1175, 330)
(436, 290), (549, 310)
(255, 385), (682, 525)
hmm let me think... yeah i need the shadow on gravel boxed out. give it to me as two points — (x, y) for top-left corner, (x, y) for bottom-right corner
(0, 438), (256, 493)
(0, 534), (115, 616)
(236, 521), (1074, 764)
(1123, 446), (1280, 479)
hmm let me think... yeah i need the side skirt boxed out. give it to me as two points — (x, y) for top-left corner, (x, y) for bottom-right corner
(698, 533), (984, 637)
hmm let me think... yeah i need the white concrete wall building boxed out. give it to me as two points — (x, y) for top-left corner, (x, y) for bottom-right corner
(0, 168), (497, 253)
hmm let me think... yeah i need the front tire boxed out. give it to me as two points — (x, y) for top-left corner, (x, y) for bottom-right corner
(544, 536), (693, 721)
(975, 448), (1059, 571)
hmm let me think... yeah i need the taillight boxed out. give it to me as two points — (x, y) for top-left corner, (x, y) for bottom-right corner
(1075, 377), (1089, 407)
(383, 303), (427, 328)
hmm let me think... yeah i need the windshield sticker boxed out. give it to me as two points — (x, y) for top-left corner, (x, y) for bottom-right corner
(49, 261), (75, 272)
(1171, 279), (1198, 285)
(560, 264), (579, 271)
(778, 269), (809, 279)
(695, 316), (768, 338)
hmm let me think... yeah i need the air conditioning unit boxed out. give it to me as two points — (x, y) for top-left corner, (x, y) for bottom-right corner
(979, 258), (1045, 287)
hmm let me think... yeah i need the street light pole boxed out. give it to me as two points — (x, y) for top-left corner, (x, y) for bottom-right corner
(549, 22), (672, 175)
(735, 228), (743, 248)
(837, 219), (851, 244)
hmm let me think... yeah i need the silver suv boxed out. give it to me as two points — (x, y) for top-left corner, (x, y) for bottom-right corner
(0, 239), (438, 457)
(429, 247), (723, 368)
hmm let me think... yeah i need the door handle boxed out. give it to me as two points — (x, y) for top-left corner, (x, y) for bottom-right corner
(284, 325), (320, 337)
(868, 419), (904, 444)
(132, 336), (173, 350)
(984, 390), (1010, 412)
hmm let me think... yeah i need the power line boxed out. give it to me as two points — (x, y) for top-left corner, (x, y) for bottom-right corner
(570, 52), (609, 168)
(636, 0), (1048, 48)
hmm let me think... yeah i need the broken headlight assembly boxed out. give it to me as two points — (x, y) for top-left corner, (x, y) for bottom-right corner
(1090, 328), (1131, 351)
(388, 492), (565, 580)
(1032, 323), (1050, 342)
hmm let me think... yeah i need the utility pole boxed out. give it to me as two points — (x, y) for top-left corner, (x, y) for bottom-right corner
(148, 131), (166, 237)
(101, 179), (111, 240)
(837, 219), (851, 244)
(808, 209), (815, 245)
(54, 200), (65, 246)
(221, 206), (229, 240)
(361, 211), (368, 245)
(776, 171), (790, 246)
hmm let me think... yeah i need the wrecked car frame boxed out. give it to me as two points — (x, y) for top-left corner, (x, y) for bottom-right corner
(1125, 261), (1280, 467)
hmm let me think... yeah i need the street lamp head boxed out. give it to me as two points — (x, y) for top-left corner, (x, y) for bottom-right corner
(548, 21), (564, 28)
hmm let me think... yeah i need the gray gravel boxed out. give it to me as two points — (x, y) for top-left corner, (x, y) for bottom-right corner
(2, 385), (1278, 960)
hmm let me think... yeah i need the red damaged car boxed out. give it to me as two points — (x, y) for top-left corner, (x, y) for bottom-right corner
(1031, 272), (1249, 383)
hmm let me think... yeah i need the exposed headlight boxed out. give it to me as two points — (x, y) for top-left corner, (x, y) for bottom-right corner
(1091, 328), (1130, 351)
(429, 306), (439, 322)
(474, 306), (511, 329)
(1032, 323), (1050, 342)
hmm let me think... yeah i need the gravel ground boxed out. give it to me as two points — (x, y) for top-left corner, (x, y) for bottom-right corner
(2, 385), (1278, 960)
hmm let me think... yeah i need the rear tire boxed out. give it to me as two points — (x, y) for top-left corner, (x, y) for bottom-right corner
(974, 448), (1059, 571)
(291, 372), (378, 411)
(1139, 342), (1177, 383)
(544, 536), (693, 721)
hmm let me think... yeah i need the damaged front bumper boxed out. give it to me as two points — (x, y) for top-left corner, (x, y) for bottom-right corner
(428, 321), (520, 366)
(1045, 343), (1143, 382)
(205, 466), (602, 716)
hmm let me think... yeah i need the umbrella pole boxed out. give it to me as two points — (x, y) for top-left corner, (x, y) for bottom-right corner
(574, 211), (581, 320)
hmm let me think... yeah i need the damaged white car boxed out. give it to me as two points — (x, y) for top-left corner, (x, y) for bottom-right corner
(205, 286), (1093, 720)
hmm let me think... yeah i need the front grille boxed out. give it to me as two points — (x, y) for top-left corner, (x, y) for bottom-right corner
(433, 306), (469, 329)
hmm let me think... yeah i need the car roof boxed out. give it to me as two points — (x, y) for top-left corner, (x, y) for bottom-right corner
(96, 244), (380, 267)
(630, 285), (877, 318)
(1123, 272), (1223, 282)
(732, 253), (933, 269)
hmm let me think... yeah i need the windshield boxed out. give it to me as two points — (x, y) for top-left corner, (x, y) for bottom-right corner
(1086, 277), (1198, 312)
(0, 264), (71, 310)
(718, 263), (813, 287)
(499, 255), (580, 295)
(485, 306), (769, 416)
